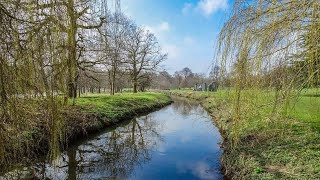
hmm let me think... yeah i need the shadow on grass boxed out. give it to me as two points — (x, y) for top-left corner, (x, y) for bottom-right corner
(302, 94), (320, 97)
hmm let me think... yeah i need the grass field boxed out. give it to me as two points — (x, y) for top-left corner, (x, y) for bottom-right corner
(169, 89), (320, 179)
(289, 89), (320, 129)
(170, 89), (320, 128)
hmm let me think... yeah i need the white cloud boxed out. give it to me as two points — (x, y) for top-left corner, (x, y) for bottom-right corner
(158, 22), (170, 32)
(162, 44), (181, 59)
(182, 0), (228, 16)
(197, 0), (228, 16)
(144, 21), (171, 36)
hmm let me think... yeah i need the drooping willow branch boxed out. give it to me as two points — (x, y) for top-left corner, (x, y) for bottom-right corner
(216, 0), (320, 142)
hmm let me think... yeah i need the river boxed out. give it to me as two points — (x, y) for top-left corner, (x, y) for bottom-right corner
(1, 97), (224, 180)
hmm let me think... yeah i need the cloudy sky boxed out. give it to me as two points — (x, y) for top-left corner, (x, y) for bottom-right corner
(121, 0), (232, 74)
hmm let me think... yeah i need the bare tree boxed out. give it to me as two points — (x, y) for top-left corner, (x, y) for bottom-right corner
(174, 71), (183, 89)
(99, 13), (132, 95)
(124, 27), (167, 93)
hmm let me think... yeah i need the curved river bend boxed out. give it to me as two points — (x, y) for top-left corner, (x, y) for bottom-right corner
(1, 98), (224, 180)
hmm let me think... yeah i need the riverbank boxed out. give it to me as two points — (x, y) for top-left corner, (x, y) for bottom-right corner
(64, 93), (172, 142)
(1, 96), (225, 179)
(168, 90), (320, 179)
(0, 93), (172, 172)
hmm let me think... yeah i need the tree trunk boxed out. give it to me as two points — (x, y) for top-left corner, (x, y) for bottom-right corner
(133, 61), (138, 93)
(108, 70), (114, 95)
(0, 57), (8, 111)
(67, 0), (78, 99)
(133, 80), (138, 93)
(111, 81), (115, 95)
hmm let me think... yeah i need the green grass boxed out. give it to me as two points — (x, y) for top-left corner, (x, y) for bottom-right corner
(289, 89), (320, 129)
(170, 89), (320, 128)
(73, 92), (171, 119)
(169, 89), (320, 179)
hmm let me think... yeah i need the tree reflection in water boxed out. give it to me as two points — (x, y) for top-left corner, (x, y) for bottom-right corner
(171, 97), (206, 117)
(32, 114), (163, 179)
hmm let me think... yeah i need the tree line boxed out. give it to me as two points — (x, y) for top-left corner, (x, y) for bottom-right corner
(0, 0), (167, 101)
(150, 67), (219, 90)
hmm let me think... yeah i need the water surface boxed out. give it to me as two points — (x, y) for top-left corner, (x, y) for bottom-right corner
(1, 98), (224, 180)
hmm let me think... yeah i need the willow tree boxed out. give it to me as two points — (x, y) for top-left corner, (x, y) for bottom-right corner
(296, 19), (320, 87)
(0, 0), (59, 164)
(0, 0), (108, 167)
(44, 0), (104, 99)
(217, 0), (320, 140)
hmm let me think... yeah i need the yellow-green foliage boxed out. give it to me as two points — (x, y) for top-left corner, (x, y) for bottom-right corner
(216, 0), (320, 145)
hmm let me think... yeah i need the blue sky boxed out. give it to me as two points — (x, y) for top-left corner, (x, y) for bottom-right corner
(121, 0), (232, 74)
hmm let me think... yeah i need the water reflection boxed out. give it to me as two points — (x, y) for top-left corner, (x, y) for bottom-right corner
(171, 97), (199, 115)
(1, 98), (224, 180)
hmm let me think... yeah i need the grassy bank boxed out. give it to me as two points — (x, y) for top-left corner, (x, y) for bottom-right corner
(75, 93), (171, 119)
(65, 92), (172, 139)
(168, 90), (320, 179)
(1, 92), (171, 172)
